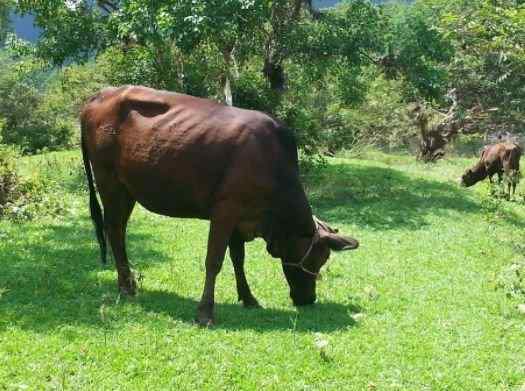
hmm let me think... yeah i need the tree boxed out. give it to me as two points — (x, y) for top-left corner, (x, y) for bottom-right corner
(439, 0), (525, 133)
(16, 0), (454, 156)
(0, 45), (105, 153)
(373, 2), (454, 102)
(0, 0), (13, 45)
(15, 0), (265, 104)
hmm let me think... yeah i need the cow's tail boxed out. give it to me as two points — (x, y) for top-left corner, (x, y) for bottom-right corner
(81, 126), (107, 265)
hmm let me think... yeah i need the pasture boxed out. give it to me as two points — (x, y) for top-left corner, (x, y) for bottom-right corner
(1, 150), (525, 390)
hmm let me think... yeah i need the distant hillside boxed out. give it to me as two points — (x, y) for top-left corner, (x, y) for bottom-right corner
(313, 0), (342, 7)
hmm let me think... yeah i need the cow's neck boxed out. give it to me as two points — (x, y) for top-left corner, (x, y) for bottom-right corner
(263, 182), (316, 248)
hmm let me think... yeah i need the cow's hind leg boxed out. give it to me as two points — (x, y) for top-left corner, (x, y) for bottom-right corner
(511, 170), (519, 198)
(229, 231), (260, 308)
(98, 178), (137, 295)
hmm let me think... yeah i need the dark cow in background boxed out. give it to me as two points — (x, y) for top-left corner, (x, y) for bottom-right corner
(460, 142), (522, 197)
(81, 85), (358, 326)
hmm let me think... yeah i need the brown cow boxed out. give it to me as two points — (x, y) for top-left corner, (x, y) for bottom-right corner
(460, 142), (522, 197)
(81, 86), (358, 326)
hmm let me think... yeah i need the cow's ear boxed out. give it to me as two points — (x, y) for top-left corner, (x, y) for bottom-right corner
(315, 217), (358, 251)
(313, 216), (339, 233)
(321, 232), (359, 251)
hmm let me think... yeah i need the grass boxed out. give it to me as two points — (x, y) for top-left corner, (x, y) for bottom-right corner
(1, 150), (525, 390)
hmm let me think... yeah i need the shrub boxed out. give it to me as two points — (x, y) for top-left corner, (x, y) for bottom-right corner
(0, 145), (79, 221)
(0, 49), (109, 154)
(0, 143), (20, 214)
(0, 53), (76, 153)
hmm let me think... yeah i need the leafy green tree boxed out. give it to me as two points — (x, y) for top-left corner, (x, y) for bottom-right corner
(15, 1), (381, 101)
(374, 2), (454, 102)
(438, 0), (525, 132)
(13, 0), (462, 155)
(16, 0), (266, 104)
(0, 0), (13, 45)
(0, 47), (105, 153)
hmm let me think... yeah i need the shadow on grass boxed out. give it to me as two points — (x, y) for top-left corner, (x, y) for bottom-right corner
(0, 218), (164, 330)
(304, 162), (525, 230)
(0, 217), (358, 334)
(137, 290), (359, 333)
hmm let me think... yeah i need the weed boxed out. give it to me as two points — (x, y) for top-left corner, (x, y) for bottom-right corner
(496, 261), (525, 299)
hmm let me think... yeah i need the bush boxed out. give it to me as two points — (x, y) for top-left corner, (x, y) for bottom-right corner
(0, 49), (108, 154)
(337, 73), (417, 154)
(0, 143), (20, 214)
(233, 62), (279, 113)
(0, 53), (75, 153)
(0, 145), (80, 221)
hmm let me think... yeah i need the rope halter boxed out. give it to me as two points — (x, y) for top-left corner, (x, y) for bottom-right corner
(282, 220), (320, 278)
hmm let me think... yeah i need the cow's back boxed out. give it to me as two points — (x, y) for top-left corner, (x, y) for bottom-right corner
(479, 142), (521, 174)
(81, 86), (292, 220)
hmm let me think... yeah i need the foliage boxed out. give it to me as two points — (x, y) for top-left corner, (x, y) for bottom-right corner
(372, 1), (454, 102)
(15, 0), (109, 64)
(0, 0), (13, 45)
(334, 72), (416, 153)
(9, 0), (525, 156)
(11, 0), (391, 154)
(55, 61), (107, 116)
(0, 51), (70, 152)
(0, 142), (61, 221)
(0, 143), (21, 216)
(0, 150), (85, 221)
(0, 46), (108, 153)
(430, 0), (525, 132)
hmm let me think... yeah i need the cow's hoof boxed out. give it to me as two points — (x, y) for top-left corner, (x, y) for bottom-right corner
(119, 285), (136, 296)
(196, 315), (215, 328)
(118, 277), (137, 296)
(196, 303), (215, 327)
(242, 297), (261, 309)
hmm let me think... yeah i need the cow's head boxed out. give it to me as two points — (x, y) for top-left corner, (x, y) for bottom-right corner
(460, 165), (485, 187)
(459, 168), (476, 187)
(271, 217), (358, 306)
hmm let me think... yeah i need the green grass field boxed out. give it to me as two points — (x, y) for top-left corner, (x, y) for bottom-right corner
(1, 150), (525, 390)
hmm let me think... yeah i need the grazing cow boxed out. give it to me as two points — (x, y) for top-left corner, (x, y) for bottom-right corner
(460, 142), (522, 196)
(81, 86), (358, 326)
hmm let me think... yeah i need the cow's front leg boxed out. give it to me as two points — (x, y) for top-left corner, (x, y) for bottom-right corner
(197, 205), (237, 327)
(229, 231), (260, 308)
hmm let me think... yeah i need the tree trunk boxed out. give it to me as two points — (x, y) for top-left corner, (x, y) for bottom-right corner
(223, 75), (233, 106)
(222, 48), (235, 106)
(263, 57), (286, 92)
